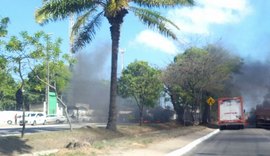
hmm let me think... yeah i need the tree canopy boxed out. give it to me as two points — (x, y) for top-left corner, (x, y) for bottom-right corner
(0, 29), (73, 110)
(0, 17), (9, 37)
(118, 60), (163, 125)
(162, 45), (242, 124)
(0, 56), (17, 110)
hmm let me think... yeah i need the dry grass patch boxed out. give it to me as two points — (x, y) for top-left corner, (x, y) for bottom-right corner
(0, 123), (207, 156)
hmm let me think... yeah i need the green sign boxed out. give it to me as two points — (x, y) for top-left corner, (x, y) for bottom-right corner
(48, 92), (57, 115)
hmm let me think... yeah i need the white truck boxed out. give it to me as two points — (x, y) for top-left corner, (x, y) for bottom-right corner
(218, 97), (245, 130)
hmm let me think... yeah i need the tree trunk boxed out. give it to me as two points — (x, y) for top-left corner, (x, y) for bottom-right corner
(35, 75), (73, 131)
(106, 9), (128, 131)
(169, 92), (184, 124)
(21, 90), (25, 138)
(106, 24), (119, 131)
(57, 97), (73, 131)
(17, 60), (26, 138)
(202, 102), (210, 124)
(139, 105), (144, 126)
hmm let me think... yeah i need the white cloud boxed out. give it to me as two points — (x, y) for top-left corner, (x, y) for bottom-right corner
(167, 0), (252, 35)
(133, 30), (177, 55)
(130, 0), (252, 55)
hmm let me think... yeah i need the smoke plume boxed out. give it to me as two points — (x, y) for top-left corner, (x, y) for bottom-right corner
(233, 60), (270, 111)
(67, 43), (111, 121)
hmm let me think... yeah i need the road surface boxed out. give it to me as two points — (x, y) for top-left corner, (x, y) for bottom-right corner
(0, 124), (71, 136)
(184, 128), (270, 156)
(0, 123), (106, 136)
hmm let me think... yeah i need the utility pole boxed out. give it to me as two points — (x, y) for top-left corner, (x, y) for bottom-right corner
(119, 48), (125, 73)
(45, 34), (51, 115)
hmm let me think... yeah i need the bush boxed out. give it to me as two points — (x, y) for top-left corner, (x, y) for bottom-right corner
(145, 106), (174, 123)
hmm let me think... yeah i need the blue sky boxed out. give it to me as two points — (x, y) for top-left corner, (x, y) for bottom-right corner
(1, 0), (270, 73)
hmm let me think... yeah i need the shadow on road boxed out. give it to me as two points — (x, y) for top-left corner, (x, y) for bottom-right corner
(204, 123), (219, 129)
(0, 136), (32, 155)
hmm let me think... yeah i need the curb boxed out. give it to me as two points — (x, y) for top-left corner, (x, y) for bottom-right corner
(166, 129), (220, 156)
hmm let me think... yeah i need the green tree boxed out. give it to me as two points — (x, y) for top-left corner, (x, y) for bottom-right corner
(0, 56), (17, 110)
(0, 17), (17, 110)
(26, 61), (71, 107)
(4, 31), (45, 137)
(201, 45), (242, 123)
(35, 0), (194, 131)
(0, 17), (9, 37)
(118, 61), (163, 126)
(25, 33), (74, 131)
(26, 33), (73, 106)
(162, 45), (242, 124)
(3, 31), (70, 137)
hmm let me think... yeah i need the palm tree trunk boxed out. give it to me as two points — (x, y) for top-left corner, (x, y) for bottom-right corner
(106, 9), (128, 131)
(106, 23), (119, 131)
(106, 22), (120, 131)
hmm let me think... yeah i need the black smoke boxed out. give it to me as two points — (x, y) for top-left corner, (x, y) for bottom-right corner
(232, 60), (270, 111)
(66, 43), (111, 121)
(65, 43), (137, 122)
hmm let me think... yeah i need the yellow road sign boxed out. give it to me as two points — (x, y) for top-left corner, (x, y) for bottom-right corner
(207, 97), (215, 106)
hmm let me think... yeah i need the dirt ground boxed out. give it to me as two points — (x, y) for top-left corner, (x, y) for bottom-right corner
(0, 122), (216, 156)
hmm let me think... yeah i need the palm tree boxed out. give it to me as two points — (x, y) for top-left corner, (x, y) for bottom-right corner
(35, 0), (194, 131)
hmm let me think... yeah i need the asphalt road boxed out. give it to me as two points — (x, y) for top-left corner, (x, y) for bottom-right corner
(0, 123), (106, 136)
(184, 128), (270, 156)
(0, 124), (70, 136)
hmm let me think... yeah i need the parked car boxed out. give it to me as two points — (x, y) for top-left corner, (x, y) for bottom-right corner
(17, 112), (31, 125)
(46, 114), (66, 124)
(18, 112), (46, 126)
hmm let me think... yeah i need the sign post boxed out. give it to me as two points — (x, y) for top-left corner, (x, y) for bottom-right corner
(207, 97), (215, 108)
(207, 97), (215, 123)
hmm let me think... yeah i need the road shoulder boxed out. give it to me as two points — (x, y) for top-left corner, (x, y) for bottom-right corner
(107, 127), (217, 156)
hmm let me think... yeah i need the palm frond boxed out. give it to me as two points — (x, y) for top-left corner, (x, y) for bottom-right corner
(71, 8), (97, 35)
(132, 0), (194, 8)
(72, 12), (104, 52)
(35, 0), (104, 25)
(130, 7), (179, 40)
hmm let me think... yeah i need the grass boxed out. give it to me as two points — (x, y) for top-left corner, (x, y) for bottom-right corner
(0, 122), (206, 156)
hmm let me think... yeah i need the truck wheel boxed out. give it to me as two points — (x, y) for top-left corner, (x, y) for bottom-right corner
(219, 126), (224, 130)
(7, 120), (12, 125)
(56, 119), (60, 124)
(43, 120), (46, 125)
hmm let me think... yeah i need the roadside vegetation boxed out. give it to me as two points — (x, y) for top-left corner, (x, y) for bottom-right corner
(0, 18), (74, 111)
(35, 0), (195, 131)
(118, 61), (163, 126)
(0, 122), (207, 156)
(0, 12), (242, 128)
(162, 45), (242, 124)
